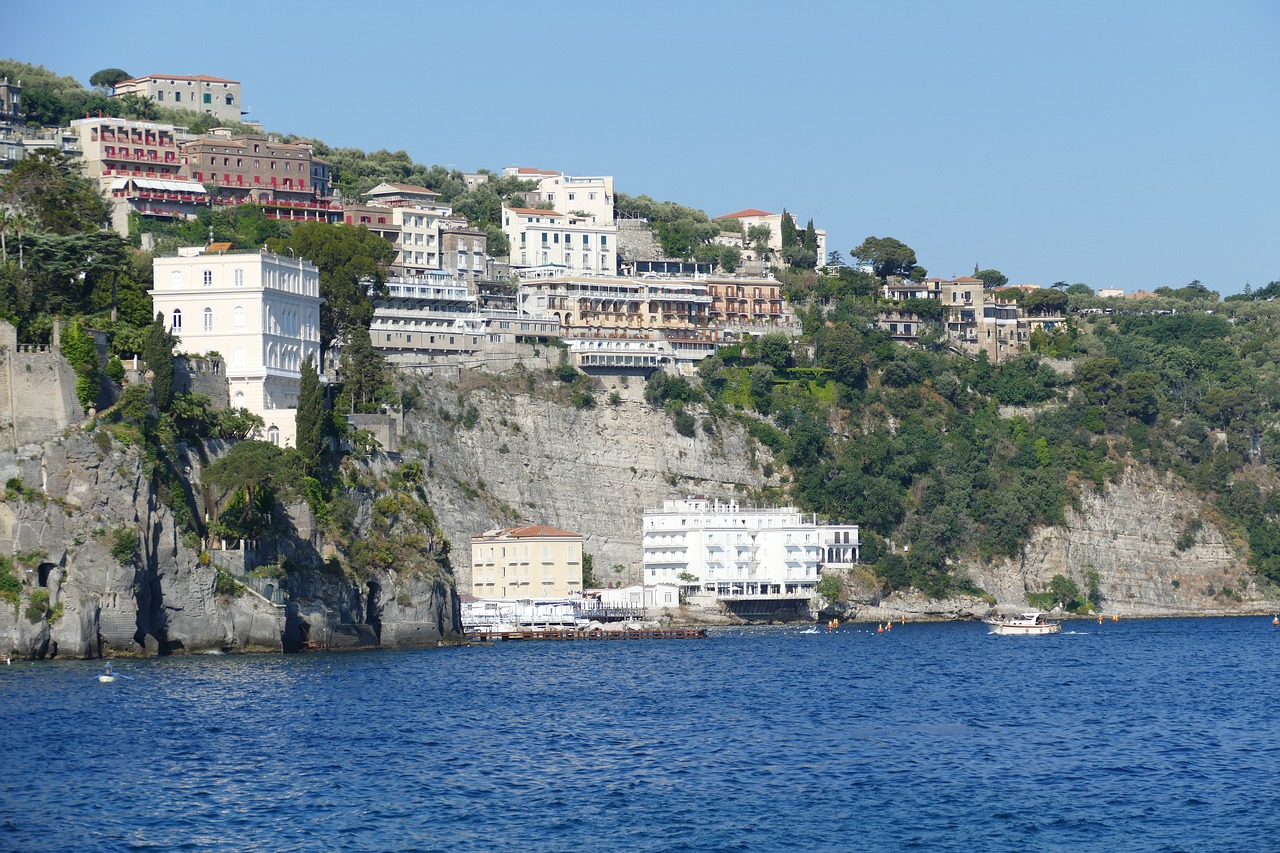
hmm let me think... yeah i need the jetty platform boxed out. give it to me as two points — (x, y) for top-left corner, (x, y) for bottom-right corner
(469, 627), (708, 642)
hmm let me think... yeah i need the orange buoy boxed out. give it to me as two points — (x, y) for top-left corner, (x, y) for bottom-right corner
(877, 623), (884, 633)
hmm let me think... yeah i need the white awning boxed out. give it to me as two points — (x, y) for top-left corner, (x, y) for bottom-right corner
(126, 177), (208, 194)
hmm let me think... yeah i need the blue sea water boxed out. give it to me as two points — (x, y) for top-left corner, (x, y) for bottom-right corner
(2, 617), (1279, 852)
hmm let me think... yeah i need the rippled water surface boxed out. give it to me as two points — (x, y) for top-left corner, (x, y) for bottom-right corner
(3, 617), (1279, 851)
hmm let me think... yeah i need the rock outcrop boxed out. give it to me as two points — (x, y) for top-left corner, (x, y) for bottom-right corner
(399, 368), (774, 586)
(0, 430), (461, 659)
(822, 467), (1280, 621)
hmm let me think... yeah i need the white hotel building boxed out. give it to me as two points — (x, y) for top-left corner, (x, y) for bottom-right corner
(642, 498), (859, 600)
(150, 248), (321, 448)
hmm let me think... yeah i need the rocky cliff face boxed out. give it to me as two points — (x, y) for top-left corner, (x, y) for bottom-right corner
(0, 431), (460, 659)
(824, 467), (1280, 621)
(400, 368), (774, 586)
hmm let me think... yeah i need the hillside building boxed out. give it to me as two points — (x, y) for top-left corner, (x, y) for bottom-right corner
(504, 167), (615, 225)
(181, 129), (338, 223)
(112, 74), (243, 123)
(502, 206), (617, 276)
(150, 248), (321, 448)
(714, 208), (827, 270)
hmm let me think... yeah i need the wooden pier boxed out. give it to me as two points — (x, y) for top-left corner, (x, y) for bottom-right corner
(468, 627), (708, 642)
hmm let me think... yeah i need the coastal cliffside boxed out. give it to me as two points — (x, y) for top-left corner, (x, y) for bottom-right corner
(398, 366), (1280, 619)
(398, 366), (774, 587)
(825, 467), (1280, 621)
(0, 431), (460, 659)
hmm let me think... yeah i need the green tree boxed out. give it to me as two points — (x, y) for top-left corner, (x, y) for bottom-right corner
(1048, 574), (1082, 610)
(2, 150), (111, 236)
(89, 68), (131, 90)
(142, 312), (177, 413)
(974, 269), (1008, 289)
(336, 324), (392, 414)
(267, 223), (394, 355)
(747, 224), (773, 259)
(850, 236), (917, 279)
(296, 353), (325, 473)
(758, 332), (793, 371)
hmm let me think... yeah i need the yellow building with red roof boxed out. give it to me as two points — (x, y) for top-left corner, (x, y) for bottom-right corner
(470, 524), (585, 599)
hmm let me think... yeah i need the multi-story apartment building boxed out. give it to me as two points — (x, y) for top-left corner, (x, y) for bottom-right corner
(705, 276), (788, 330)
(73, 116), (186, 181)
(502, 206), (617, 275)
(72, 116), (206, 233)
(642, 498), (859, 600)
(441, 227), (488, 283)
(112, 74), (243, 123)
(875, 276), (1064, 363)
(504, 167), (615, 225)
(150, 248), (321, 448)
(181, 130), (338, 223)
(470, 524), (585, 600)
(714, 208), (827, 269)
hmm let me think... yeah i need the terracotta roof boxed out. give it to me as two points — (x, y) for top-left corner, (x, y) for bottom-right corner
(371, 183), (438, 196)
(475, 524), (582, 540)
(206, 242), (234, 253)
(124, 74), (240, 85)
(516, 167), (558, 176)
(507, 207), (565, 217)
(716, 208), (774, 220)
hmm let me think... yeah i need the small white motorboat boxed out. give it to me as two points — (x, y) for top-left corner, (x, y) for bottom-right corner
(986, 611), (1061, 636)
(97, 674), (117, 683)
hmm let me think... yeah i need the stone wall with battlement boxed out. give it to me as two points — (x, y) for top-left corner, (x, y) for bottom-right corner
(0, 320), (84, 451)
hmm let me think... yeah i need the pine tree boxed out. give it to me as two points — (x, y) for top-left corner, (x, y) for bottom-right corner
(803, 219), (818, 253)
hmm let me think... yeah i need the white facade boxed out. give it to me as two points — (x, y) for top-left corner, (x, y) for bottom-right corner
(150, 249), (321, 448)
(502, 206), (617, 276)
(715, 209), (827, 270)
(642, 498), (859, 597)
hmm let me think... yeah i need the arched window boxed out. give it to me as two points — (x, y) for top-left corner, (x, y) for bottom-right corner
(267, 425), (280, 446)
(234, 390), (245, 408)
(233, 306), (245, 331)
(170, 270), (183, 289)
(203, 307), (213, 332)
(171, 308), (182, 330)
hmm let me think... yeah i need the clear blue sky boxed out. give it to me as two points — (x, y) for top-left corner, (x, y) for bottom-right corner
(8, 0), (1278, 294)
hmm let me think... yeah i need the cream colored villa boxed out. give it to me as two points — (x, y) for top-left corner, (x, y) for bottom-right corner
(470, 525), (585, 599)
(150, 247), (321, 448)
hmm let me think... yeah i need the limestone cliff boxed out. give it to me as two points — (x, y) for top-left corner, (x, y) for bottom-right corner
(399, 367), (773, 586)
(0, 431), (461, 659)
(823, 467), (1280, 621)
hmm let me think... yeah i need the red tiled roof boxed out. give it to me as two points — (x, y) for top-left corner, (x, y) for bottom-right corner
(516, 167), (558, 176)
(507, 207), (565, 217)
(372, 183), (438, 195)
(125, 74), (240, 84)
(473, 524), (582, 540)
(716, 208), (773, 220)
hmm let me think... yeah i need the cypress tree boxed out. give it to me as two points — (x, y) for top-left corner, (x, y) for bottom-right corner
(296, 353), (324, 472)
(143, 312), (176, 413)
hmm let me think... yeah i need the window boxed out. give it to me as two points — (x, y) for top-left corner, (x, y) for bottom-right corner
(171, 308), (182, 330)
(202, 269), (213, 287)
(233, 306), (245, 331)
(170, 270), (182, 289)
(234, 390), (244, 408)
(233, 269), (244, 287)
(601, 235), (608, 247)
(203, 307), (213, 332)
(267, 425), (279, 446)
(225, 94), (233, 106)
(174, 92), (181, 103)
(542, 545), (550, 561)
(582, 234), (589, 246)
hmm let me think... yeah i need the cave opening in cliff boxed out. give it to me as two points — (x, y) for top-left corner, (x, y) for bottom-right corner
(366, 581), (383, 642)
(37, 563), (54, 587)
